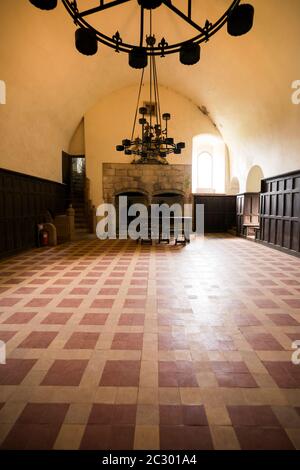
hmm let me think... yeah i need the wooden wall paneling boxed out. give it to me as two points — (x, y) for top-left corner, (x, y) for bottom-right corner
(258, 170), (300, 256)
(0, 168), (68, 259)
(193, 195), (236, 233)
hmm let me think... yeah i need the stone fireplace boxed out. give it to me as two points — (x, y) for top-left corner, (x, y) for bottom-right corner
(102, 163), (192, 207)
(103, 163), (193, 238)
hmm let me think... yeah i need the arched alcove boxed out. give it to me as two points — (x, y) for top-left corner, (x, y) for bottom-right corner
(229, 176), (240, 195)
(246, 166), (264, 193)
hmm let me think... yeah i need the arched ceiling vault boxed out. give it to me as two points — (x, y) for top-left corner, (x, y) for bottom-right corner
(0, 0), (300, 185)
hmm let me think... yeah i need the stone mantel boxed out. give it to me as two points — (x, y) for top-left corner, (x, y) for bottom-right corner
(103, 163), (192, 204)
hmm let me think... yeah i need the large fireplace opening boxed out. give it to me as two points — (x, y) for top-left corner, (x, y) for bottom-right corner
(104, 164), (192, 243)
(115, 190), (188, 243)
(152, 192), (186, 243)
(115, 191), (149, 235)
(152, 192), (184, 208)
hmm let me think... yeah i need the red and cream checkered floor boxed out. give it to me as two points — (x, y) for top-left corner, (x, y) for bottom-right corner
(0, 236), (299, 450)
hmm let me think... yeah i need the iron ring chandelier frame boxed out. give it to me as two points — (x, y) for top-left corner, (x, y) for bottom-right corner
(61, 0), (243, 57)
(116, 33), (186, 165)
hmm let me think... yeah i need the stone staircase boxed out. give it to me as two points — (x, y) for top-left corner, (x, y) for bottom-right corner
(71, 174), (89, 235)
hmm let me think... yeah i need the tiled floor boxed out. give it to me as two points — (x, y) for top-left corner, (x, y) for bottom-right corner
(0, 235), (299, 450)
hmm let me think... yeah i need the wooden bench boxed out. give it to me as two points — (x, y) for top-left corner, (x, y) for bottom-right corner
(243, 223), (260, 238)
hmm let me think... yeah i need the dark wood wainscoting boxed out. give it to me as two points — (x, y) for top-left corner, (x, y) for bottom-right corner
(0, 169), (68, 258)
(194, 195), (236, 233)
(258, 170), (300, 255)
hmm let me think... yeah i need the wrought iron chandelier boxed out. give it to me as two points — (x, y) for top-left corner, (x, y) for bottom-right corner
(29, 1), (255, 68)
(116, 35), (185, 165)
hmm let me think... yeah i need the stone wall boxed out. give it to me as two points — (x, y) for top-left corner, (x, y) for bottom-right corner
(103, 163), (192, 204)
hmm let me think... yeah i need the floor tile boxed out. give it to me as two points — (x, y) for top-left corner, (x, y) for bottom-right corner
(0, 236), (299, 450)
(41, 360), (88, 386)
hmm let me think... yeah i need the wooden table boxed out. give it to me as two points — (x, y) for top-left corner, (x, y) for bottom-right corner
(139, 216), (192, 245)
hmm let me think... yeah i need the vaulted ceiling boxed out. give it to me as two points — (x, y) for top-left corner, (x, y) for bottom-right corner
(0, 0), (299, 184)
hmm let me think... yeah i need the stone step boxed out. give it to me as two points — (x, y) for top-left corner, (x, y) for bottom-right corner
(75, 218), (88, 224)
(73, 208), (85, 212)
(75, 221), (88, 226)
(71, 198), (85, 204)
(75, 228), (89, 235)
(75, 222), (89, 228)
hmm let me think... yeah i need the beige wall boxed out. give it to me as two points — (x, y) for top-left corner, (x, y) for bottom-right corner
(0, 0), (130, 182)
(69, 119), (85, 156)
(84, 84), (220, 206)
(0, 0), (299, 191)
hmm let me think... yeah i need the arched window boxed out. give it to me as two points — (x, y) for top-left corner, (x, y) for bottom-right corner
(196, 152), (213, 191)
(192, 134), (226, 194)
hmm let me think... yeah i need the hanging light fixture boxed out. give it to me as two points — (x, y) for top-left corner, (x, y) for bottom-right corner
(29, 0), (57, 9)
(116, 35), (185, 165)
(227, 4), (255, 36)
(129, 47), (148, 69)
(75, 28), (98, 56)
(29, 1), (255, 67)
(138, 0), (163, 9)
(180, 42), (201, 66)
